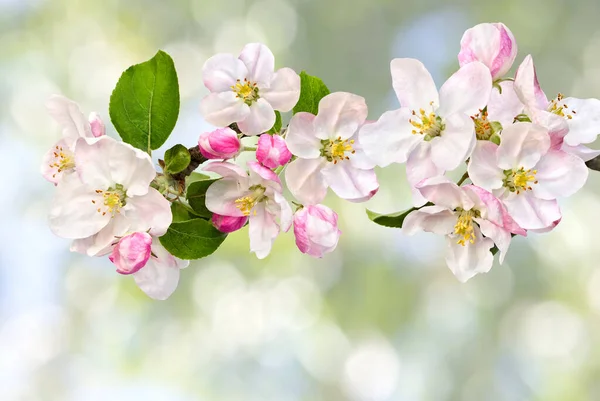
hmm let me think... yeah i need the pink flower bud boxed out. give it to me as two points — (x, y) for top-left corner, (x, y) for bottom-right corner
(458, 22), (517, 80)
(88, 112), (105, 137)
(109, 232), (152, 275)
(212, 213), (248, 233)
(198, 127), (241, 159)
(293, 205), (341, 258)
(256, 134), (292, 169)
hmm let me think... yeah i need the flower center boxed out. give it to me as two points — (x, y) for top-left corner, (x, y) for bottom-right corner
(409, 102), (444, 140)
(471, 109), (500, 141)
(93, 184), (126, 216)
(454, 208), (480, 246)
(503, 168), (538, 194)
(548, 93), (576, 120)
(235, 185), (266, 216)
(49, 145), (75, 178)
(232, 78), (259, 105)
(321, 136), (355, 164)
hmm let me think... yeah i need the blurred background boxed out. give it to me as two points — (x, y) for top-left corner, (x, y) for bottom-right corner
(3, 0), (600, 400)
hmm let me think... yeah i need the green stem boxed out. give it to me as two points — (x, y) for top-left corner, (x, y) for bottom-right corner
(243, 146), (257, 152)
(457, 172), (469, 186)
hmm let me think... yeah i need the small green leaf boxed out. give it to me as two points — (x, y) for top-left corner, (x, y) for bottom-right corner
(186, 172), (211, 185)
(159, 219), (227, 260)
(267, 111), (282, 134)
(171, 202), (193, 222)
(366, 207), (418, 228)
(109, 50), (180, 153)
(293, 71), (330, 115)
(164, 144), (191, 174)
(186, 179), (218, 218)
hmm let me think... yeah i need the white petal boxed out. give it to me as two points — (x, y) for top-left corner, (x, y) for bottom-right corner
(514, 55), (549, 110)
(238, 43), (275, 86)
(202, 53), (248, 92)
(445, 225), (494, 283)
(390, 58), (439, 110)
(73, 216), (130, 256)
(285, 112), (321, 158)
(467, 140), (504, 191)
(200, 92), (250, 127)
(41, 138), (75, 184)
(430, 113), (475, 171)
(133, 240), (181, 300)
(403, 206), (456, 236)
(321, 162), (379, 203)
(237, 98), (276, 136)
(502, 193), (561, 231)
(284, 158), (328, 205)
(273, 191), (292, 232)
(405, 142), (444, 207)
(416, 176), (475, 210)
(563, 97), (600, 146)
(49, 173), (111, 239)
(205, 179), (248, 217)
(203, 161), (249, 181)
(46, 94), (93, 142)
(358, 108), (422, 167)
(73, 136), (113, 189)
(313, 92), (368, 140)
(532, 150), (588, 199)
(437, 61), (492, 117)
(486, 81), (524, 126)
(261, 67), (300, 111)
(249, 203), (280, 259)
(124, 188), (173, 236)
(497, 122), (550, 169)
(107, 140), (156, 196)
(562, 143), (600, 162)
(477, 219), (512, 264)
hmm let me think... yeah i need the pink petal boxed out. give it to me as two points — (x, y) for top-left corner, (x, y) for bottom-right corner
(402, 206), (456, 236)
(313, 92), (368, 140)
(202, 160), (249, 180)
(502, 193), (561, 231)
(212, 214), (248, 233)
(248, 160), (282, 190)
(284, 157), (328, 205)
(514, 55), (549, 110)
(238, 43), (275, 86)
(88, 112), (106, 137)
(496, 122), (550, 170)
(321, 162), (379, 203)
(293, 204), (341, 258)
(486, 81), (524, 126)
(256, 134), (292, 169)
(416, 176), (475, 210)
(109, 232), (152, 275)
(532, 150), (588, 199)
(237, 98), (276, 136)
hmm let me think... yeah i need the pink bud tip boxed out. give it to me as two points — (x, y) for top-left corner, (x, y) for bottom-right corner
(293, 204), (341, 258)
(256, 134), (292, 169)
(212, 213), (248, 233)
(88, 112), (106, 137)
(109, 232), (153, 275)
(198, 128), (241, 160)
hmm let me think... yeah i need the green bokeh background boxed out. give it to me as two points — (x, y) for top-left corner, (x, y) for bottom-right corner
(2, 0), (600, 400)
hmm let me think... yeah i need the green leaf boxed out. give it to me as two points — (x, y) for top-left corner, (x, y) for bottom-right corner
(293, 71), (330, 115)
(159, 219), (227, 260)
(171, 202), (193, 222)
(366, 207), (418, 228)
(267, 111), (282, 134)
(186, 179), (218, 218)
(186, 172), (211, 185)
(109, 50), (180, 153)
(164, 144), (191, 174)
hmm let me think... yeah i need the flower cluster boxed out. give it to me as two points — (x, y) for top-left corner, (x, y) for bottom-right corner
(43, 24), (600, 299)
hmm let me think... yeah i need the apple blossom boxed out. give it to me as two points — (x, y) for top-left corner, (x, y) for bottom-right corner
(458, 22), (518, 81)
(514, 55), (600, 154)
(198, 127), (241, 159)
(41, 95), (106, 184)
(404, 176), (525, 282)
(200, 43), (301, 135)
(468, 122), (588, 231)
(212, 213), (248, 233)
(49, 136), (172, 256)
(109, 231), (153, 275)
(293, 204), (341, 258)
(204, 161), (292, 259)
(359, 59), (492, 205)
(284, 92), (379, 205)
(256, 133), (292, 169)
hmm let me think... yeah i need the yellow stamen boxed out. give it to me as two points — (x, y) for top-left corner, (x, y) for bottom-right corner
(322, 136), (355, 163)
(94, 185), (126, 217)
(49, 145), (75, 175)
(231, 78), (258, 104)
(409, 102), (443, 139)
(234, 185), (266, 216)
(503, 168), (538, 194)
(454, 209), (477, 246)
(548, 93), (575, 120)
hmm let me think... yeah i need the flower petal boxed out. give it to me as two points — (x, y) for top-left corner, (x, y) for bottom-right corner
(406, 141), (444, 207)
(403, 206), (457, 236)
(497, 122), (550, 170)
(532, 150), (588, 199)
(416, 176), (475, 210)
(563, 97), (600, 146)
(203, 161), (249, 181)
(123, 188), (173, 236)
(514, 55), (549, 110)
(502, 193), (561, 231)
(200, 91), (250, 127)
(358, 108), (422, 167)
(107, 140), (156, 197)
(390, 58), (439, 110)
(445, 225), (494, 282)
(313, 92), (368, 140)
(133, 240), (184, 300)
(237, 98), (276, 136)
(437, 61), (492, 117)
(261, 67), (301, 112)
(321, 162), (378, 203)
(562, 143), (600, 162)
(477, 218), (512, 264)
(238, 43), (275, 86)
(464, 185), (526, 236)
(285, 112), (320, 158)
(205, 178), (248, 217)
(46, 94), (93, 142)
(430, 113), (475, 171)
(71, 216), (130, 257)
(486, 81), (524, 126)
(202, 53), (248, 92)
(285, 157), (328, 205)
(249, 203), (279, 259)
(467, 140), (504, 191)
(248, 160), (282, 192)
(41, 138), (75, 184)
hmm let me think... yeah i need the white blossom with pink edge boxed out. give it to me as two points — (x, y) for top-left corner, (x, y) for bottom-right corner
(359, 59), (492, 206)
(256, 133), (292, 169)
(200, 43), (300, 136)
(458, 22), (518, 81)
(41, 95), (106, 184)
(204, 161), (292, 259)
(293, 204), (341, 258)
(514, 54), (600, 160)
(403, 176), (526, 282)
(285, 92), (379, 205)
(198, 127), (241, 160)
(468, 122), (588, 231)
(50, 136), (172, 256)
